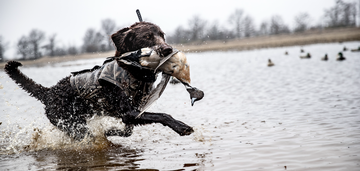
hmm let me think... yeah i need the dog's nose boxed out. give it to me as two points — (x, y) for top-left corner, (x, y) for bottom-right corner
(159, 44), (173, 57)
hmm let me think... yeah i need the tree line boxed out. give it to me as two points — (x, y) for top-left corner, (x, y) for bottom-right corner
(0, 0), (358, 62)
(167, 0), (357, 44)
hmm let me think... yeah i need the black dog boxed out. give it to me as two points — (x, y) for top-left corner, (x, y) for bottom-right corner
(4, 23), (195, 140)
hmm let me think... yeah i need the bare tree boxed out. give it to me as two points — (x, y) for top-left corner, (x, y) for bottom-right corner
(0, 36), (8, 62)
(17, 36), (31, 60)
(228, 9), (244, 38)
(294, 12), (312, 32)
(42, 34), (57, 57)
(206, 20), (223, 40)
(188, 15), (207, 42)
(243, 15), (255, 37)
(101, 18), (117, 51)
(83, 28), (105, 53)
(269, 15), (290, 35)
(324, 0), (357, 28)
(28, 29), (45, 59)
(67, 45), (78, 55)
(167, 26), (191, 44)
(54, 46), (67, 56)
(259, 21), (269, 36)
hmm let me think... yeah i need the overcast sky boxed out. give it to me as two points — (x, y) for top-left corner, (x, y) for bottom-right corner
(0, 0), (357, 58)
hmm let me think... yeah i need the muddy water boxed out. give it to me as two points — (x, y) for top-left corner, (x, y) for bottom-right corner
(1, 42), (360, 170)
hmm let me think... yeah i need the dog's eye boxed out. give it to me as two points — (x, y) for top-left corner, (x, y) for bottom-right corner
(144, 35), (151, 39)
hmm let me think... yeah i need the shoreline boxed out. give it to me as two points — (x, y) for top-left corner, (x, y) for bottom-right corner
(1, 27), (359, 69)
(174, 27), (360, 52)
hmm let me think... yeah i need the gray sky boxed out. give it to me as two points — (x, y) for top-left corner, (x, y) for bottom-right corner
(0, 0), (352, 58)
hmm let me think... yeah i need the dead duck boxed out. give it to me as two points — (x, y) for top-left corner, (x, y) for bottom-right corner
(336, 52), (346, 61)
(300, 53), (311, 59)
(267, 59), (274, 67)
(321, 54), (328, 61)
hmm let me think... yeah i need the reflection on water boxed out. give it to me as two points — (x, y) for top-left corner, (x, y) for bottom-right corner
(2, 144), (144, 170)
(1, 42), (360, 170)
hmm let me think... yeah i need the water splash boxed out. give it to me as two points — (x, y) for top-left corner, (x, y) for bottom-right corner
(0, 115), (126, 154)
(192, 126), (212, 144)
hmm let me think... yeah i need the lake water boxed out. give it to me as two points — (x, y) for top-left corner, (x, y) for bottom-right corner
(1, 42), (360, 170)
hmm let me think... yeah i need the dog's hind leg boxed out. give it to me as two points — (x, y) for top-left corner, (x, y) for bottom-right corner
(49, 117), (91, 141)
(123, 111), (194, 136)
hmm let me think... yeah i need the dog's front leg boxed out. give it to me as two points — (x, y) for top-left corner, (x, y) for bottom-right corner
(123, 111), (194, 136)
(105, 124), (134, 137)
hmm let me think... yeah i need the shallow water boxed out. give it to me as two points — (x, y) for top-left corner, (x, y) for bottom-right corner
(1, 42), (360, 170)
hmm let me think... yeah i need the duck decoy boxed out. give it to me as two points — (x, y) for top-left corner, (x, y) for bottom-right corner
(300, 53), (311, 59)
(336, 52), (346, 61)
(321, 54), (328, 61)
(351, 46), (360, 52)
(267, 59), (274, 67)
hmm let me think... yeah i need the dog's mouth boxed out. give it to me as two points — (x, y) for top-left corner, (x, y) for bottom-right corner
(139, 48), (204, 106)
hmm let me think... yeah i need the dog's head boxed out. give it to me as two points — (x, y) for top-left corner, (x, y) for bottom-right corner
(111, 22), (172, 57)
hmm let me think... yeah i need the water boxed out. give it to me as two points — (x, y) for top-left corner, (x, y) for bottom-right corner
(1, 42), (360, 170)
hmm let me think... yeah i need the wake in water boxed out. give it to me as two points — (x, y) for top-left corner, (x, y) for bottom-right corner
(0, 115), (129, 154)
(0, 117), (210, 155)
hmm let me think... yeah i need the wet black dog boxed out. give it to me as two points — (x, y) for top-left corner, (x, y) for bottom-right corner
(4, 22), (194, 140)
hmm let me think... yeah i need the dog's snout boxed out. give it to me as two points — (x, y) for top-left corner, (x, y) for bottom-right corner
(159, 44), (173, 57)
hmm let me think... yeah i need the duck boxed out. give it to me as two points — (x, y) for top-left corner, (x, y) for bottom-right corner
(300, 49), (304, 53)
(300, 53), (311, 59)
(321, 54), (328, 61)
(343, 46), (347, 51)
(336, 52), (346, 61)
(267, 59), (274, 67)
(350, 46), (360, 52)
(285, 51), (288, 55)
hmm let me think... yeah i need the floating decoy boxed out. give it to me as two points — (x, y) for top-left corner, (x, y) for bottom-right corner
(350, 46), (360, 52)
(300, 53), (311, 59)
(267, 59), (274, 67)
(336, 52), (346, 61)
(321, 54), (328, 61)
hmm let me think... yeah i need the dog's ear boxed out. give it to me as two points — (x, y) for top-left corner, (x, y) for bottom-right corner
(111, 27), (133, 56)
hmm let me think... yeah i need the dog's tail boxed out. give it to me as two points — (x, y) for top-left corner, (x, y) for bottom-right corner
(4, 61), (49, 103)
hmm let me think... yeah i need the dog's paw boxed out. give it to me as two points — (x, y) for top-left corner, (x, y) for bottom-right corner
(179, 126), (194, 136)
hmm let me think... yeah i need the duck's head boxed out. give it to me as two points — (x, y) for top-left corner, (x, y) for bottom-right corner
(338, 52), (343, 57)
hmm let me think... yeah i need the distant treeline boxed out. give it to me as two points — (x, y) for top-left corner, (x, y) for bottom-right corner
(0, 0), (358, 61)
